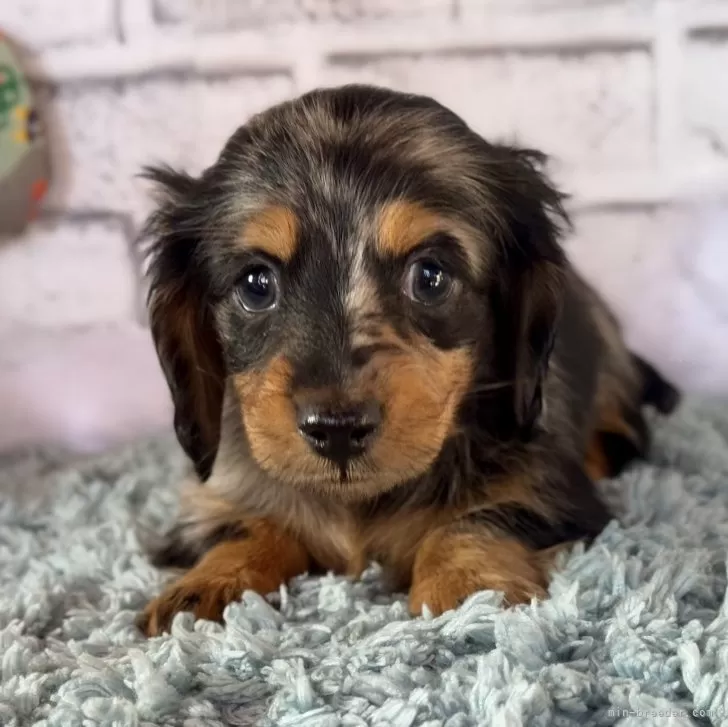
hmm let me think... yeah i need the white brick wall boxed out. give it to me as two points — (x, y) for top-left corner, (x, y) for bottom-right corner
(685, 35), (728, 165)
(325, 50), (655, 172)
(152, 0), (456, 28)
(2, 0), (117, 49)
(43, 74), (293, 217)
(1, 0), (727, 451)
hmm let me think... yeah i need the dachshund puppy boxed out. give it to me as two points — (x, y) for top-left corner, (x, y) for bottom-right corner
(137, 85), (679, 636)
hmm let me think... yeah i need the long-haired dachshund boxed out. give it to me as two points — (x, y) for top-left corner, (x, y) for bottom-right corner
(137, 85), (679, 636)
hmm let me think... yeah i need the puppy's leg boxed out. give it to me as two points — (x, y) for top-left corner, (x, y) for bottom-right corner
(409, 526), (548, 615)
(139, 518), (309, 636)
(409, 465), (611, 616)
(633, 354), (681, 414)
(584, 402), (649, 481)
(585, 355), (681, 481)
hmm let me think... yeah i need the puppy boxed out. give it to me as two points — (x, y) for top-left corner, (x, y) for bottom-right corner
(137, 85), (679, 636)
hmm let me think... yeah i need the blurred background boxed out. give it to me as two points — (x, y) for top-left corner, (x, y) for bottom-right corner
(0, 0), (727, 455)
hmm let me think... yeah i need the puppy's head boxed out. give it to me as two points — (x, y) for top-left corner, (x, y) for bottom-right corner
(142, 85), (567, 500)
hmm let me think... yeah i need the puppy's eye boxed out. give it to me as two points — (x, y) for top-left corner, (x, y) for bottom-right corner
(236, 264), (278, 312)
(406, 259), (453, 305)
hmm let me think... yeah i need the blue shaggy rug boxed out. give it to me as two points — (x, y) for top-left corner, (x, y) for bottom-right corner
(1, 399), (728, 727)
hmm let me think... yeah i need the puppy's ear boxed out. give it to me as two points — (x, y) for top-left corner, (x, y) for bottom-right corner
(140, 166), (225, 480)
(489, 147), (568, 437)
(507, 257), (564, 432)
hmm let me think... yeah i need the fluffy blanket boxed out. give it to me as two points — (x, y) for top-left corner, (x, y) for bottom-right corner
(1, 400), (728, 726)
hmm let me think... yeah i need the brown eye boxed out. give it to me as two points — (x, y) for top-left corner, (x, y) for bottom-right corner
(406, 259), (453, 305)
(237, 264), (278, 312)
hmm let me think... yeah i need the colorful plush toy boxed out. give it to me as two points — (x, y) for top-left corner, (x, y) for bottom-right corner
(0, 32), (50, 236)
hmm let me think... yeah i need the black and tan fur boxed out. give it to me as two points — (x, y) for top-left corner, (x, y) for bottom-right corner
(137, 85), (679, 636)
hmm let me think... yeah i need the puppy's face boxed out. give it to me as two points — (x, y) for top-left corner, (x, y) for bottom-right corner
(222, 198), (481, 498)
(144, 85), (567, 501)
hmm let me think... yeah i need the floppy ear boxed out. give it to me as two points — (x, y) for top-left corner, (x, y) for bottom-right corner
(489, 147), (568, 437)
(141, 166), (225, 481)
(507, 258), (564, 431)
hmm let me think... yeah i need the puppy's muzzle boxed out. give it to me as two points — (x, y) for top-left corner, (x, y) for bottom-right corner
(296, 402), (381, 467)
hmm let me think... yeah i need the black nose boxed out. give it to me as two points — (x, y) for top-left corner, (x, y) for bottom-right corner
(297, 403), (381, 464)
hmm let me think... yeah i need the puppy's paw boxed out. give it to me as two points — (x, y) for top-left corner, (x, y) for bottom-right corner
(138, 571), (270, 636)
(138, 520), (311, 636)
(409, 530), (548, 617)
(408, 567), (546, 616)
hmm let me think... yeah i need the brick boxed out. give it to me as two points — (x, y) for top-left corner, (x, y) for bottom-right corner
(324, 49), (654, 174)
(684, 35), (728, 166)
(0, 218), (139, 330)
(0, 0), (117, 49)
(691, 0), (728, 8)
(152, 0), (453, 30)
(460, 0), (650, 13)
(42, 73), (293, 215)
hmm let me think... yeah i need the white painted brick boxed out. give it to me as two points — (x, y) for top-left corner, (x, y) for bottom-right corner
(0, 219), (138, 330)
(461, 0), (652, 16)
(684, 35), (728, 165)
(0, 0), (117, 49)
(43, 73), (293, 215)
(324, 49), (654, 174)
(152, 0), (453, 31)
(692, 0), (728, 10)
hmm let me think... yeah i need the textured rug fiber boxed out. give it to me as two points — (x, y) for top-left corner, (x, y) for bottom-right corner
(2, 400), (728, 726)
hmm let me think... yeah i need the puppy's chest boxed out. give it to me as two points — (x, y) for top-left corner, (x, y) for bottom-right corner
(296, 500), (447, 584)
(222, 465), (450, 581)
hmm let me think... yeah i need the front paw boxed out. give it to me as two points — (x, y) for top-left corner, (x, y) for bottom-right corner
(409, 567), (546, 616)
(408, 532), (549, 617)
(138, 571), (270, 636)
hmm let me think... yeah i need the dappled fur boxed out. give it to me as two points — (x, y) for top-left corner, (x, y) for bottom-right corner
(137, 85), (680, 635)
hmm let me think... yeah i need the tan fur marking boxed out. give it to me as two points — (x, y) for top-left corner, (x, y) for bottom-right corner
(362, 507), (455, 589)
(233, 356), (316, 481)
(377, 200), (444, 258)
(238, 206), (299, 262)
(585, 398), (642, 480)
(149, 283), (224, 464)
(584, 437), (611, 481)
(597, 404), (637, 441)
(409, 527), (547, 616)
(366, 343), (472, 490)
(140, 519), (309, 636)
(376, 200), (483, 271)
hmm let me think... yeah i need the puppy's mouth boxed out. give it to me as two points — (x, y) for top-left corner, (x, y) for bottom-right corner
(292, 453), (381, 492)
(335, 460), (353, 485)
